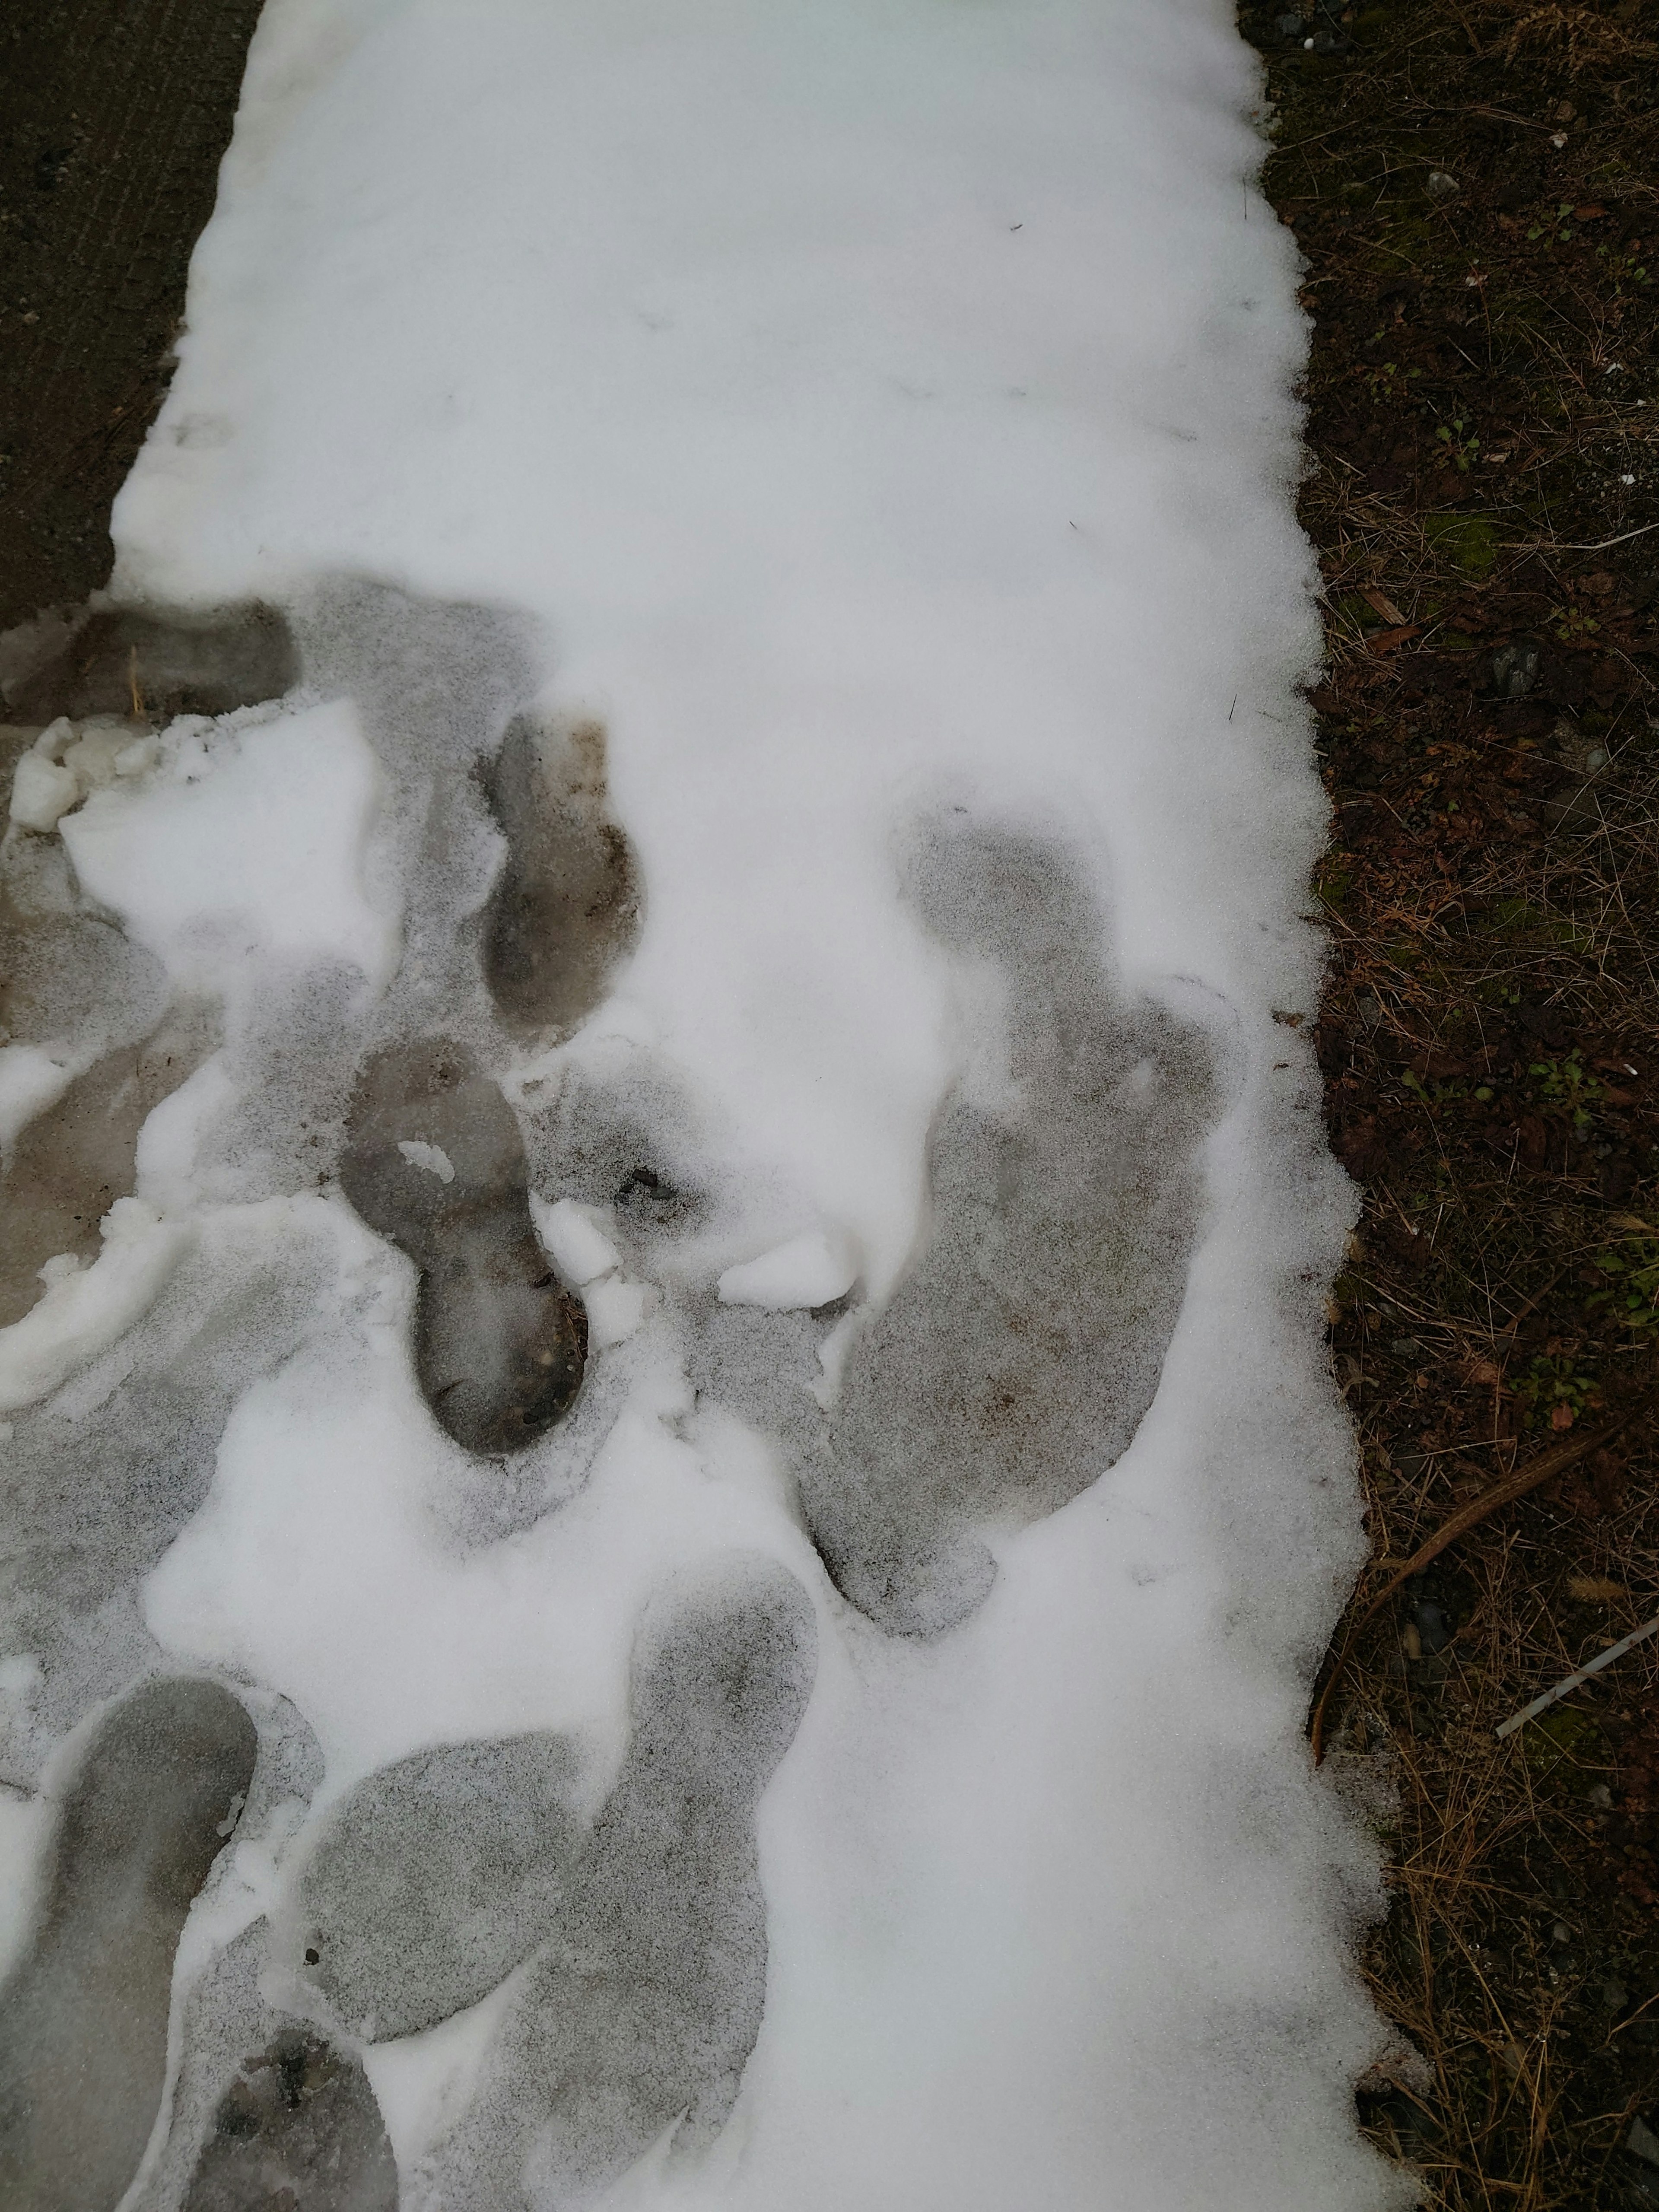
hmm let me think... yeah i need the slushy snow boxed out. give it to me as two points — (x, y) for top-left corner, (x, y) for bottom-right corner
(0, 2), (1408, 2207)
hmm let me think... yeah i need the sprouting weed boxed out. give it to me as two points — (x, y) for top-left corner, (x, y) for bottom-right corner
(1548, 602), (1601, 643)
(1528, 1052), (1604, 1135)
(1434, 417), (1481, 472)
(1367, 359), (1421, 400)
(1513, 1351), (1603, 1431)
(1588, 1223), (1659, 1336)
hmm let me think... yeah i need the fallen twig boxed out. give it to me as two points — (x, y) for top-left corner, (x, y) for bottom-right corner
(1494, 1611), (1659, 1741)
(1310, 1382), (1659, 1761)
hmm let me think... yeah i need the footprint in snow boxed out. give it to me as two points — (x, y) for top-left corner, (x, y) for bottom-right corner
(280, 1556), (816, 2212)
(480, 711), (641, 1047)
(339, 1038), (588, 1456)
(694, 814), (1225, 1640)
(181, 2028), (398, 2212)
(0, 1677), (257, 2212)
(286, 1732), (584, 2043)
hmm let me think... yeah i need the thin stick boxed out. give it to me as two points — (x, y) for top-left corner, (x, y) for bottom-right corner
(1494, 1613), (1659, 1741)
(1309, 1383), (1659, 1761)
(1510, 520), (1659, 554)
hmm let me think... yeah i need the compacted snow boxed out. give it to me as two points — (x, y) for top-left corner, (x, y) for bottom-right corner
(0, 3), (1410, 2207)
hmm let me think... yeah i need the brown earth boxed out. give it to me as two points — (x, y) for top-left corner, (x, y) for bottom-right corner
(1240, 0), (1659, 2203)
(0, 0), (266, 632)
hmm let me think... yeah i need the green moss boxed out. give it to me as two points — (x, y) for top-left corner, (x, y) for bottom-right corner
(1519, 1705), (1607, 1792)
(1424, 514), (1500, 572)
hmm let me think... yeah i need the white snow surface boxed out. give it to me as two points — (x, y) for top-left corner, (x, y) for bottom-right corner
(59, 698), (399, 1006)
(2, 1), (1404, 2206)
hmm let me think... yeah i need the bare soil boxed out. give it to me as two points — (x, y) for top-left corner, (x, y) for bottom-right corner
(0, 0), (266, 631)
(1239, 0), (1659, 2202)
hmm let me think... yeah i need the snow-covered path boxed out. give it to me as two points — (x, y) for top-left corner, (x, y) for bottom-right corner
(1, 3), (1404, 2206)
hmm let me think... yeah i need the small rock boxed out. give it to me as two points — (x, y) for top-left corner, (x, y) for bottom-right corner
(1492, 642), (1540, 698)
(1630, 2116), (1659, 2169)
(1551, 1921), (1572, 1945)
(1274, 10), (1304, 32)
(1602, 1974), (1629, 2011)
(1425, 171), (1459, 200)
(1589, 1783), (1614, 1810)
(1413, 1600), (1451, 1656)
(1551, 719), (1609, 778)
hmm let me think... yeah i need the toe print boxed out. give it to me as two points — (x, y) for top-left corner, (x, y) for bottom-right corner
(340, 1040), (588, 1455)
(814, 820), (1220, 1632)
(0, 1678), (257, 2212)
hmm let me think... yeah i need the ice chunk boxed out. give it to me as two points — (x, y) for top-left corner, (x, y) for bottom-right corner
(60, 718), (140, 795)
(396, 1138), (455, 1184)
(717, 1229), (857, 1313)
(0, 1198), (194, 1412)
(530, 1194), (621, 1287)
(584, 1275), (651, 1350)
(59, 698), (400, 1001)
(8, 752), (79, 834)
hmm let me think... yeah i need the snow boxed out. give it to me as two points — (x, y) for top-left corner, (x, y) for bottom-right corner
(531, 1197), (623, 1289)
(0, 1044), (74, 1150)
(0, 1198), (194, 1414)
(58, 698), (399, 1007)
(717, 1229), (858, 1313)
(0, 1), (1405, 2208)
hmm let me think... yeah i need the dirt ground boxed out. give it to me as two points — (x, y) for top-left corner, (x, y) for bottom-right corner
(0, 0), (265, 632)
(1239, 0), (1659, 2202)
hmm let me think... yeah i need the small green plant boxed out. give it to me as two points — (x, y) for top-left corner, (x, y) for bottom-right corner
(1598, 245), (1650, 286)
(1513, 1351), (1603, 1431)
(1548, 601), (1601, 643)
(1365, 358), (1420, 400)
(1588, 1221), (1659, 1335)
(1401, 1068), (1467, 1108)
(1529, 1052), (1604, 1134)
(1519, 1704), (1608, 1796)
(1434, 417), (1481, 472)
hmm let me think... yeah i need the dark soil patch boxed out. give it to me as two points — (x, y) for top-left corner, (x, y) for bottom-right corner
(0, 0), (266, 631)
(1241, 1), (1659, 2203)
